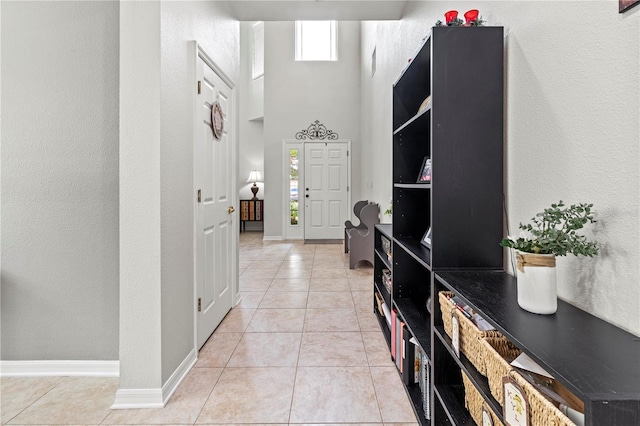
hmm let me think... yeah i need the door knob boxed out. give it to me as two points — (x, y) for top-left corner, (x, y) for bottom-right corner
(305, 195), (309, 198)
(228, 206), (235, 214)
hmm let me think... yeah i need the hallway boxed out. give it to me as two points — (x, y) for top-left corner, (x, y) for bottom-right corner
(1, 232), (417, 425)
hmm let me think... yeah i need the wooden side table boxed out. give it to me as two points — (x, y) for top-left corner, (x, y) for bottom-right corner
(239, 199), (264, 232)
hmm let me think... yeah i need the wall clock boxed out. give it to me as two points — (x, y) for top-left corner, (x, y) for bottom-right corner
(211, 101), (224, 139)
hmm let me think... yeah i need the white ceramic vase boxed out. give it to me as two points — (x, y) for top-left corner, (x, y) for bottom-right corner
(515, 251), (557, 315)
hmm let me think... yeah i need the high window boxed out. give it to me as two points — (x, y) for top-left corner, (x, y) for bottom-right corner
(252, 21), (264, 79)
(295, 21), (337, 61)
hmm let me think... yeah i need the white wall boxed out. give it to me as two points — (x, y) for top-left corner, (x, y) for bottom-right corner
(359, 21), (394, 224)
(1, 1), (120, 360)
(239, 22), (265, 209)
(263, 21), (362, 238)
(160, 1), (239, 383)
(119, 0), (163, 391)
(361, 2), (640, 336)
(119, 0), (240, 393)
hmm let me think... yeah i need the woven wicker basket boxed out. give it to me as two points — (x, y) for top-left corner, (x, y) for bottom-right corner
(482, 337), (577, 426)
(482, 336), (523, 405)
(508, 370), (576, 426)
(438, 291), (505, 375)
(461, 371), (505, 426)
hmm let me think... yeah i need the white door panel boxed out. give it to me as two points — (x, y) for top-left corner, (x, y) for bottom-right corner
(304, 142), (348, 240)
(195, 50), (235, 349)
(329, 201), (342, 227)
(328, 165), (342, 190)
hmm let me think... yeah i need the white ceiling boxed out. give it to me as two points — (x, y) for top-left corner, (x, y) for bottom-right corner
(224, 0), (409, 21)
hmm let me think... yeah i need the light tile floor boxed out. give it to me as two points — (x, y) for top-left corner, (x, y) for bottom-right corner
(1, 232), (417, 425)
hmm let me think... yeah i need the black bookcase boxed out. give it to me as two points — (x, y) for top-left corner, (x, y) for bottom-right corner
(377, 25), (640, 426)
(392, 26), (504, 269)
(386, 26), (505, 425)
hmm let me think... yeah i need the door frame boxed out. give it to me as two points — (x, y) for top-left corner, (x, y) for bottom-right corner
(282, 139), (351, 240)
(192, 41), (239, 353)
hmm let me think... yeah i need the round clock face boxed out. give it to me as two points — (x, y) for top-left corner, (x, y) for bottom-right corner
(211, 101), (224, 139)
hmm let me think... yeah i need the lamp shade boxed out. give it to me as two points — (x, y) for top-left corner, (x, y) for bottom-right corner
(246, 170), (262, 183)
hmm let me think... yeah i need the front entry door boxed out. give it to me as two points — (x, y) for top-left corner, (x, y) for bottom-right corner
(195, 49), (236, 349)
(304, 142), (349, 240)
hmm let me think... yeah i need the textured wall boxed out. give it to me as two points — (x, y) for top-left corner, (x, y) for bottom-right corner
(1, 1), (120, 360)
(119, 0), (163, 390)
(159, 1), (240, 382)
(361, 1), (639, 335)
(263, 21), (361, 238)
(238, 22), (265, 205)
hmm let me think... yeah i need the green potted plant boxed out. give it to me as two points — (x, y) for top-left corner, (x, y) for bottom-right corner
(384, 197), (393, 216)
(500, 201), (598, 314)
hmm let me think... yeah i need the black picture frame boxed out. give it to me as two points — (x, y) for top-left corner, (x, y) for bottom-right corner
(420, 227), (432, 248)
(416, 157), (432, 183)
(620, 0), (639, 12)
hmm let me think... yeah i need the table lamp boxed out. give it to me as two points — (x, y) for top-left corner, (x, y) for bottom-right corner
(247, 170), (262, 200)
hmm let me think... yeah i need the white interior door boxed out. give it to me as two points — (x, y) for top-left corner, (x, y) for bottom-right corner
(304, 142), (349, 240)
(195, 49), (236, 349)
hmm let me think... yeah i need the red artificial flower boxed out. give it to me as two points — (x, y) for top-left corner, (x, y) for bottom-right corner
(464, 9), (479, 23)
(444, 10), (458, 24)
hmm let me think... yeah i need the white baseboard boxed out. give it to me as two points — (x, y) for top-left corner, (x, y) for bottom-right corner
(110, 348), (196, 409)
(161, 347), (197, 404)
(0, 360), (119, 377)
(262, 235), (284, 241)
(111, 388), (164, 409)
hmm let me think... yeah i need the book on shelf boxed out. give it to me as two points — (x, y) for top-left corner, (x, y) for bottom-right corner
(421, 350), (430, 419)
(391, 309), (397, 361)
(391, 309), (419, 385)
(401, 324), (415, 384)
(410, 337), (421, 384)
(382, 302), (391, 328)
(374, 291), (385, 317)
(395, 315), (403, 371)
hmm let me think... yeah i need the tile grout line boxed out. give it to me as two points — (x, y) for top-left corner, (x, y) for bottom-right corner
(191, 354), (229, 425)
(351, 254), (386, 424)
(286, 242), (313, 425)
(194, 242), (266, 426)
(370, 362), (388, 425)
(2, 376), (68, 425)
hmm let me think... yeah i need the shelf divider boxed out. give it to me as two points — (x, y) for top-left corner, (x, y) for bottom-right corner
(434, 325), (504, 422)
(394, 183), (431, 189)
(433, 384), (471, 425)
(394, 236), (431, 270)
(393, 298), (431, 357)
(375, 247), (392, 270)
(393, 106), (431, 135)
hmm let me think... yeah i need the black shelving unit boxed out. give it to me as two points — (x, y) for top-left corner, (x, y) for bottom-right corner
(375, 26), (506, 425)
(378, 25), (640, 426)
(435, 270), (640, 425)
